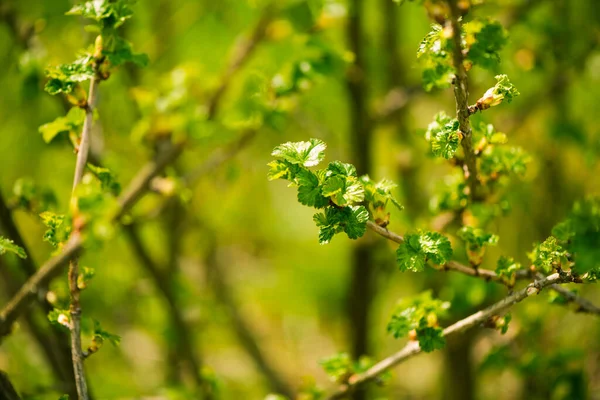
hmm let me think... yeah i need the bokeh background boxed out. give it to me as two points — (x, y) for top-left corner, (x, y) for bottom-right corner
(1, 0), (600, 399)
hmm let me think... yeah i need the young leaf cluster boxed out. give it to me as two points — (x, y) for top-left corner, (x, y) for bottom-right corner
(396, 231), (453, 272)
(268, 139), (401, 244)
(0, 236), (27, 259)
(458, 226), (498, 266)
(551, 197), (600, 274)
(425, 112), (461, 159)
(387, 291), (450, 353)
(417, 19), (508, 91)
(495, 256), (522, 287)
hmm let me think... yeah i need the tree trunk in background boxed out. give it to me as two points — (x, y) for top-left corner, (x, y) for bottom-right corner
(443, 331), (475, 400)
(382, 0), (426, 219)
(345, 2), (374, 400)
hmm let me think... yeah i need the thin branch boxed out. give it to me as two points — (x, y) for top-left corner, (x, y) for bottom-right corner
(206, 5), (274, 119)
(205, 244), (294, 398)
(326, 272), (571, 399)
(66, 60), (101, 400)
(366, 222), (600, 315)
(447, 1), (478, 201)
(0, 370), (21, 400)
(0, 141), (185, 338)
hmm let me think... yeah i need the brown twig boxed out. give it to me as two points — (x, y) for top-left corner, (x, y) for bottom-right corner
(447, 0), (478, 201)
(366, 221), (600, 315)
(326, 272), (573, 399)
(0, 141), (185, 338)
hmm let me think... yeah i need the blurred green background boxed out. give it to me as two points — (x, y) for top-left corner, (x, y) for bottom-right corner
(0, 0), (599, 399)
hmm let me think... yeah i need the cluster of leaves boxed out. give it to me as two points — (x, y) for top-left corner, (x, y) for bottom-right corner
(480, 343), (587, 399)
(475, 74), (521, 111)
(387, 291), (450, 352)
(0, 236), (27, 259)
(550, 197), (600, 275)
(43, 0), (148, 140)
(528, 236), (568, 274)
(319, 353), (390, 384)
(396, 231), (453, 272)
(457, 226), (498, 266)
(10, 178), (57, 213)
(495, 256), (522, 287)
(40, 212), (71, 248)
(268, 139), (401, 244)
(416, 19), (508, 91)
(425, 112), (461, 159)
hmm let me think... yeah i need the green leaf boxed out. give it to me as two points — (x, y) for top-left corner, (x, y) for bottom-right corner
(104, 36), (149, 67)
(417, 25), (454, 91)
(554, 197), (600, 274)
(67, 0), (134, 29)
(93, 320), (121, 346)
(39, 211), (70, 248)
(319, 353), (352, 383)
(87, 164), (121, 195)
(458, 226), (499, 251)
(360, 176), (403, 212)
(321, 162), (364, 207)
(528, 237), (567, 274)
(416, 322), (446, 353)
(44, 55), (95, 95)
(0, 236), (27, 259)
(495, 256), (521, 286)
(387, 291), (450, 341)
(477, 74), (520, 109)
(426, 112), (461, 159)
(464, 19), (508, 70)
(271, 138), (327, 167)
(296, 169), (328, 208)
(312, 205), (368, 244)
(396, 231), (453, 272)
(11, 178), (57, 213)
(480, 146), (530, 177)
(48, 308), (71, 329)
(39, 107), (86, 143)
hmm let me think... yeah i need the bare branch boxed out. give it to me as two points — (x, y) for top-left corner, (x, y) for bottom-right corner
(0, 142), (185, 338)
(366, 222), (600, 315)
(327, 273), (571, 399)
(447, 1), (478, 201)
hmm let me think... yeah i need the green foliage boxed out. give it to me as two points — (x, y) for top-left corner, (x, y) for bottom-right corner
(495, 256), (522, 287)
(319, 352), (352, 383)
(78, 266), (96, 290)
(417, 25), (453, 91)
(271, 138), (327, 167)
(11, 178), (57, 213)
(551, 197), (600, 274)
(48, 309), (71, 330)
(387, 291), (449, 352)
(479, 146), (530, 178)
(458, 226), (498, 265)
(528, 237), (567, 274)
(67, 0), (134, 29)
(39, 212), (71, 248)
(416, 321), (446, 353)
(313, 205), (369, 244)
(269, 139), (399, 244)
(396, 231), (453, 272)
(0, 236), (27, 259)
(425, 112), (461, 159)
(87, 164), (121, 195)
(73, 174), (119, 244)
(457, 226), (498, 251)
(463, 19), (508, 70)
(39, 107), (86, 143)
(44, 55), (95, 95)
(93, 320), (121, 347)
(477, 74), (520, 109)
